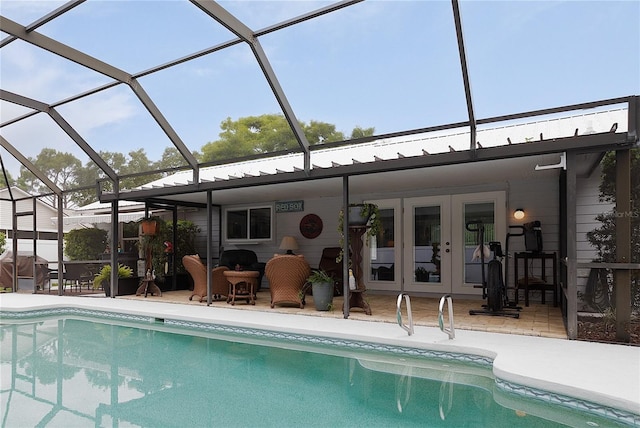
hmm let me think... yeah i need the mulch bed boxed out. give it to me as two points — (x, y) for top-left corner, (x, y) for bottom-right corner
(578, 318), (640, 345)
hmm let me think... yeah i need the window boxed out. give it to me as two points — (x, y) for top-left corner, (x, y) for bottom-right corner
(224, 206), (272, 242)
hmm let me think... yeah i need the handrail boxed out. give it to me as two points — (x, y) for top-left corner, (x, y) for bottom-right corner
(396, 293), (414, 336)
(438, 295), (455, 340)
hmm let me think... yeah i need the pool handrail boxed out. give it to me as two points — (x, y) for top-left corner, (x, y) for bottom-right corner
(438, 294), (455, 340)
(396, 293), (414, 336)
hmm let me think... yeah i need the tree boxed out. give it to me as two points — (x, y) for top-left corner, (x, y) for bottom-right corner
(16, 148), (81, 208)
(154, 147), (200, 171)
(0, 169), (12, 189)
(72, 149), (167, 207)
(119, 149), (161, 189)
(586, 149), (639, 312)
(71, 151), (127, 207)
(200, 114), (373, 162)
(350, 126), (376, 139)
(586, 149), (640, 263)
(0, 232), (5, 254)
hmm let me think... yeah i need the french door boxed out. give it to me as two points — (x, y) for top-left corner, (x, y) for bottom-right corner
(365, 191), (506, 296)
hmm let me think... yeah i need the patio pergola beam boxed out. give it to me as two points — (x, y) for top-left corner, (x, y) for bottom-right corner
(0, 89), (118, 182)
(0, 0), (86, 48)
(0, 17), (199, 180)
(98, 130), (634, 203)
(0, 136), (61, 196)
(190, 0), (311, 174)
(451, 0), (477, 154)
(0, 16), (130, 83)
(128, 78), (200, 180)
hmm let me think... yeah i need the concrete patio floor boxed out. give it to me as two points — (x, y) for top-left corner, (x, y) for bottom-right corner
(117, 289), (569, 339)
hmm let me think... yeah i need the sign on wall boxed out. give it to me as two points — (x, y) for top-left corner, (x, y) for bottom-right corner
(275, 200), (304, 213)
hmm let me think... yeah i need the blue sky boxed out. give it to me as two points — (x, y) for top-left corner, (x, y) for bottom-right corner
(1, 0), (639, 179)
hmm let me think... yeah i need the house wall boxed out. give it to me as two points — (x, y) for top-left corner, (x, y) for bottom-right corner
(1, 189), (62, 267)
(0, 193), (59, 232)
(506, 176), (560, 289)
(192, 176), (565, 292)
(181, 208), (221, 261)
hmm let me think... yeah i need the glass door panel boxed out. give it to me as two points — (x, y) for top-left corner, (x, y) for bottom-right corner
(463, 202), (495, 285)
(403, 195), (451, 294)
(451, 191), (506, 295)
(366, 200), (401, 291)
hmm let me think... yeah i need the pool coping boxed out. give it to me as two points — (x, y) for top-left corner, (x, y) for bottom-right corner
(1, 293), (639, 420)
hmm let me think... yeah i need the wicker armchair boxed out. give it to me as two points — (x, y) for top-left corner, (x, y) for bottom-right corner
(183, 255), (229, 302)
(265, 255), (311, 308)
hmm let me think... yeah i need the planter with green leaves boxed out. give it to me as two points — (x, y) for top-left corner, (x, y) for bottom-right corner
(93, 263), (134, 297)
(308, 269), (334, 311)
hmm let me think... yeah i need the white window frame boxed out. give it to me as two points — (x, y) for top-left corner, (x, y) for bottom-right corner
(222, 204), (274, 244)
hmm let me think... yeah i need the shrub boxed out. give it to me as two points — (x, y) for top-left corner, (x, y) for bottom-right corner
(64, 228), (108, 260)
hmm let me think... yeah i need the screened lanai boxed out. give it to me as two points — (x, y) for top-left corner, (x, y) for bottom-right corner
(1, 1), (638, 340)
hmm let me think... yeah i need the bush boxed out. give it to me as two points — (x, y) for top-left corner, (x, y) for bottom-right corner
(155, 220), (200, 275)
(0, 232), (5, 254)
(64, 228), (108, 260)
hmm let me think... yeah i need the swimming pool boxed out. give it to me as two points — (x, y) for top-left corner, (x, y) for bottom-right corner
(1, 308), (634, 427)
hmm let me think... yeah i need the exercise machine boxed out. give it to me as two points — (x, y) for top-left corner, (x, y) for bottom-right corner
(466, 221), (520, 318)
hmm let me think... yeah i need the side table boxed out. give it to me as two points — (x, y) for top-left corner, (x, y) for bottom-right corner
(514, 252), (557, 307)
(136, 278), (162, 298)
(224, 270), (258, 305)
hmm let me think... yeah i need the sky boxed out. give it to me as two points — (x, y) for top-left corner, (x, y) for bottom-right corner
(1, 0), (639, 181)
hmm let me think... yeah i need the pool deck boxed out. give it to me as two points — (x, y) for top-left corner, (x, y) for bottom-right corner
(1, 292), (639, 420)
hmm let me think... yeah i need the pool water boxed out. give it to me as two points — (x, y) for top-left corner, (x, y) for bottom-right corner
(0, 315), (630, 427)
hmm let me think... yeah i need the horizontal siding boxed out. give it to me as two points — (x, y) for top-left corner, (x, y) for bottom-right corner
(576, 165), (610, 265)
(0, 197), (59, 232)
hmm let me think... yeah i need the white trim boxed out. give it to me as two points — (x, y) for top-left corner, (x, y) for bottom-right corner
(54, 211), (148, 226)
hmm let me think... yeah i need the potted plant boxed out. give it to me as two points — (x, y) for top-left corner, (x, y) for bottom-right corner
(93, 263), (134, 297)
(308, 269), (335, 311)
(136, 216), (167, 275)
(415, 266), (429, 282)
(336, 203), (383, 262)
(139, 216), (161, 236)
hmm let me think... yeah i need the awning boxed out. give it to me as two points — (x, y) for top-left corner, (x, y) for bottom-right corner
(53, 211), (148, 226)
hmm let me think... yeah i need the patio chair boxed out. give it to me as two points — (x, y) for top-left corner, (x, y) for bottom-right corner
(183, 255), (229, 302)
(63, 263), (94, 292)
(265, 255), (311, 308)
(318, 247), (344, 296)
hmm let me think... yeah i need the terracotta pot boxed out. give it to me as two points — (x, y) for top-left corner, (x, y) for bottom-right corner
(140, 220), (158, 236)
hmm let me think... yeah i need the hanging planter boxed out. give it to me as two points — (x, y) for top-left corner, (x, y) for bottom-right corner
(140, 219), (159, 236)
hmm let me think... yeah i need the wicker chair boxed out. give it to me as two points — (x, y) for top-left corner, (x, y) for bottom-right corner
(183, 255), (229, 302)
(265, 255), (311, 308)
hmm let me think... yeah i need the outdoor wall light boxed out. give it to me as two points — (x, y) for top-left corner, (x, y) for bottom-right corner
(513, 209), (525, 220)
(279, 236), (299, 254)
